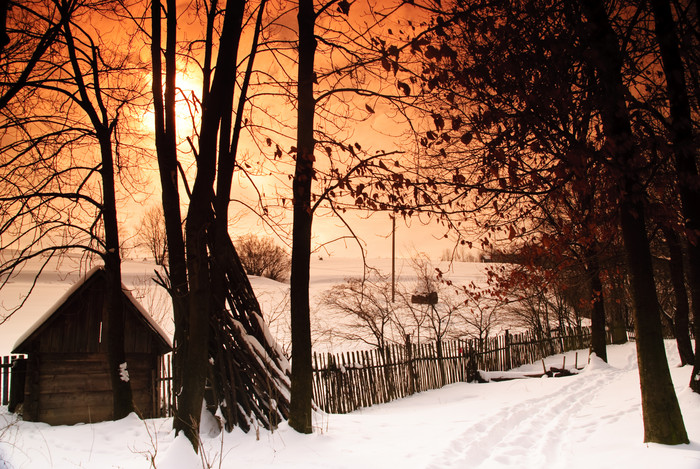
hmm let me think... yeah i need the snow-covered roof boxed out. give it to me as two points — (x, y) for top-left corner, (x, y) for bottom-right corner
(12, 266), (171, 353)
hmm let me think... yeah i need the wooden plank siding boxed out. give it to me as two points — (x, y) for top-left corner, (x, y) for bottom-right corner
(22, 352), (159, 425)
(7, 268), (171, 425)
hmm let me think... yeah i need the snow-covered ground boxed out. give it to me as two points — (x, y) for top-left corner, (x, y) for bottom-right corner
(1, 341), (698, 468)
(1, 256), (698, 468)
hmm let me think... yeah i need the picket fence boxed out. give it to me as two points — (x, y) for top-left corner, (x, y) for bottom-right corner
(312, 326), (593, 414)
(2, 326), (593, 417)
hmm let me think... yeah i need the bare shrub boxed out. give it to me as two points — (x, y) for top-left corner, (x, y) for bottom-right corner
(235, 234), (291, 282)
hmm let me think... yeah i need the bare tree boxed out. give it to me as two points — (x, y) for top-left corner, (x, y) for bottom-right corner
(0, 0), (153, 419)
(287, 0), (429, 433)
(136, 205), (167, 266)
(322, 274), (397, 350)
(150, 0), (291, 449)
(457, 290), (506, 352)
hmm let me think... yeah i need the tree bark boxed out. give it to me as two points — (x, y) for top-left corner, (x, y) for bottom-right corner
(209, 0), (245, 344)
(177, 199), (211, 447)
(581, 0), (688, 444)
(289, 0), (317, 434)
(650, 0), (700, 392)
(152, 0), (289, 448)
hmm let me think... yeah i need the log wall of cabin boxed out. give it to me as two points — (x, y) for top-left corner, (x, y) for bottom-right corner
(23, 352), (157, 425)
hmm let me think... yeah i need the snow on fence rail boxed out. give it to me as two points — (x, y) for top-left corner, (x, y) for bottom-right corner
(312, 326), (593, 414)
(2, 327), (593, 418)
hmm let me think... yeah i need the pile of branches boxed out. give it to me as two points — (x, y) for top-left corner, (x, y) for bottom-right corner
(206, 237), (291, 432)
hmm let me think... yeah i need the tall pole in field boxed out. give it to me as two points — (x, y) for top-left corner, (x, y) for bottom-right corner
(392, 214), (396, 302)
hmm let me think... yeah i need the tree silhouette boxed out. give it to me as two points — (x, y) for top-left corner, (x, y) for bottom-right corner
(0, 0), (150, 418)
(150, 0), (290, 449)
(410, 0), (691, 444)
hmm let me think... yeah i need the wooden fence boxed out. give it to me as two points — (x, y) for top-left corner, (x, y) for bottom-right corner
(157, 353), (174, 417)
(1, 355), (25, 406)
(3, 327), (593, 417)
(312, 326), (593, 414)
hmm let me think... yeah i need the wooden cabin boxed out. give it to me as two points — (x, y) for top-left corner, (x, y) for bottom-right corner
(11, 267), (171, 425)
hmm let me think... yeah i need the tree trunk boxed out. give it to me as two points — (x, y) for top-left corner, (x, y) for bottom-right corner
(178, 88), (218, 442)
(586, 247), (607, 362)
(581, 0), (688, 444)
(210, 0), (246, 352)
(662, 226), (695, 366)
(650, 0), (700, 392)
(152, 0), (289, 448)
(98, 130), (134, 420)
(151, 0), (189, 415)
(608, 265), (629, 344)
(289, 0), (317, 434)
(177, 200), (211, 447)
(61, 10), (135, 421)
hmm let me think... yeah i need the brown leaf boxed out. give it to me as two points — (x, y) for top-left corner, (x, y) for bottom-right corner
(337, 0), (350, 15)
(381, 56), (391, 72)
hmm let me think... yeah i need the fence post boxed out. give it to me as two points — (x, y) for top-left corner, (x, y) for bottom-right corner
(504, 330), (511, 371)
(405, 334), (416, 396)
(436, 339), (446, 387)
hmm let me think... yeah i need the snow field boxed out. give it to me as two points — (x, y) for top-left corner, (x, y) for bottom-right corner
(1, 341), (698, 468)
(1, 257), (698, 468)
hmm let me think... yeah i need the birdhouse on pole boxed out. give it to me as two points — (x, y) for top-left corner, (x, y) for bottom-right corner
(411, 291), (438, 305)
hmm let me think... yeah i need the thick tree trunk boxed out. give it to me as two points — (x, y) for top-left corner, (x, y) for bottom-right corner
(586, 247), (607, 362)
(619, 201), (688, 444)
(152, 0), (288, 448)
(178, 76), (219, 441)
(650, 0), (700, 392)
(177, 201), (211, 447)
(289, 0), (317, 434)
(210, 0), (245, 345)
(581, 0), (688, 444)
(98, 131), (134, 420)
